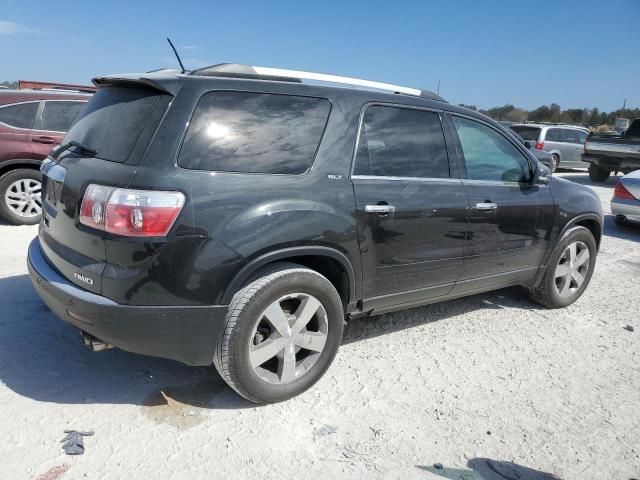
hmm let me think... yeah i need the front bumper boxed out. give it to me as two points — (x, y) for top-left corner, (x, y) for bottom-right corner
(27, 238), (228, 366)
(611, 197), (640, 224)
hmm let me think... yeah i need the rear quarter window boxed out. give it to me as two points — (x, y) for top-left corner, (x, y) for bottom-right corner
(178, 91), (331, 175)
(0, 102), (38, 129)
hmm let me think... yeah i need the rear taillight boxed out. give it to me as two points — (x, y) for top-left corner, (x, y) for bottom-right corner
(613, 181), (636, 200)
(535, 141), (544, 150)
(80, 184), (185, 237)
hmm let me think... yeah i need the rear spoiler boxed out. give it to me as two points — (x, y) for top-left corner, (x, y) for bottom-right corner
(92, 73), (183, 96)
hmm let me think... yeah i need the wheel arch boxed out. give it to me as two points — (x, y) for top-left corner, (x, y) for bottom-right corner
(223, 246), (358, 312)
(532, 212), (602, 289)
(0, 159), (42, 177)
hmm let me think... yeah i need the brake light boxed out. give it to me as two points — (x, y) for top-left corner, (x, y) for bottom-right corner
(613, 181), (636, 200)
(80, 184), (185, 237)
(535, 141), (544, 150)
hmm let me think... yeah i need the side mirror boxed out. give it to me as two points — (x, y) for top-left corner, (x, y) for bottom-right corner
(534, 162), (551, 184)
(524, 140), (532, 149)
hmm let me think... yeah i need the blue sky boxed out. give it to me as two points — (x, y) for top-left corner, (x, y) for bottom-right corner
(1, 0), (638, 111)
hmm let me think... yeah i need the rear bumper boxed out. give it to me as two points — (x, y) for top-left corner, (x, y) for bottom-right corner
(611, 197), (640, 223)
(27, 238), (228, 366)
(582, 154), (640, 172)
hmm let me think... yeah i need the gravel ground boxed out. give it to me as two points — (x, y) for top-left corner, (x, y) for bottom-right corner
(0, 172), (639, 480)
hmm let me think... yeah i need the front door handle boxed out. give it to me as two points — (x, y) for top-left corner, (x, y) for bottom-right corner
(32, 136), (56, 144)
(475, 202), (498, 211)
(365, 204), (395, 214)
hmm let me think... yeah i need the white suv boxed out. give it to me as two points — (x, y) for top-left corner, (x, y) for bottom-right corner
(511, 124), (589, 171)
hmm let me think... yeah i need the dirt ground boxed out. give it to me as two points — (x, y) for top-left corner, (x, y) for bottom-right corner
(0, 172), (638, 480)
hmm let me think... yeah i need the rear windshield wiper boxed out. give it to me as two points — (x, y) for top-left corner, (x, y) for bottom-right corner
(52, 141), (97, 160)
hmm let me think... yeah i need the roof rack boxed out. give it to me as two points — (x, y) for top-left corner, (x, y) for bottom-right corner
(189, 64), (446, 102)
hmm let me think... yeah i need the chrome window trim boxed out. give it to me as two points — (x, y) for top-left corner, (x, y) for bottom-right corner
(349, 101), (448, 179)
(0, 100), (40, 131)
(351, 174), (463, 184)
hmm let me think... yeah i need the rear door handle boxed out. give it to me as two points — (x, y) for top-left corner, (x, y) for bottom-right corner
(365, 204), (395, 214)
(32, 136), (56, 144)
(475, 202), (497, 211)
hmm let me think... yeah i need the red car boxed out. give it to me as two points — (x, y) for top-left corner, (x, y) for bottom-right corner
(0, 89), (91, 224)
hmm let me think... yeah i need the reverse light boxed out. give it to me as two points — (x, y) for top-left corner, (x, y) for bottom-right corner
(80, 184), (185, 237)
(613, 181), (636, 200)
(535, 141), (544, 150)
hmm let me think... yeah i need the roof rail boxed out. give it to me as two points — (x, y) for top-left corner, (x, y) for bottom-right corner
(190, 64), (446, 102)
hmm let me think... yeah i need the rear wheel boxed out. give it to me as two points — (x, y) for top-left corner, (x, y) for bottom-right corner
(0, 169), (42, 225)
(588, 164), (610, 182)
(531, 226), (597, 308)
(213, 264), (344, 403)
(549, 154), (559, 173)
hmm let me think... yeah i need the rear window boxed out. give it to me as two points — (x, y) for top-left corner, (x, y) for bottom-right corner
(178, 91), (331, 175)
(63, 86), (169, 163)
(0, 102), (38, 129)
(510, 125), (541, 142)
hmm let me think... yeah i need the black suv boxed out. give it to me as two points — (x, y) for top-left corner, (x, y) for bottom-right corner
(27, 65), (603, 403)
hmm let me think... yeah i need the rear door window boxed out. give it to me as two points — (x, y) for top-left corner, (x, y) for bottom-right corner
(545, 128), (563, 142)
(178, 91), (331, 175)
(64, 85), (170, 163)
(353, 105), (450, 178)
(40, 101), (86, 132)
(0, 102), (38, 129)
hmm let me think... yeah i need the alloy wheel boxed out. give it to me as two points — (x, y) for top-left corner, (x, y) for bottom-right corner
(554, 241), (590, 298)
(4, 178), (42, 218)
(249, 293), (328, 385)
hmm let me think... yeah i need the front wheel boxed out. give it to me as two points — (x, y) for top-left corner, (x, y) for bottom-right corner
(213, 264), (344, 403)
(530, 226), (597, 308)
(0, 169), (43, 225)
(588, 164), (610, 182)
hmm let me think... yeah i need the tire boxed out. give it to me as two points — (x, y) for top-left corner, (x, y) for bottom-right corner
(549, 154), (559, 173)
(588, 164), (610, 182)
(0, 168), (43, 225)
(213, 264), (344, 403)
(530, 226), (597, 308)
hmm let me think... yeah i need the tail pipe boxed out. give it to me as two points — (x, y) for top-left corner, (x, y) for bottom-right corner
(80, 331), (113, 352)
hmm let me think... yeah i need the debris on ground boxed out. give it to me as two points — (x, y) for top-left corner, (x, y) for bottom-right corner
(624, 324), (634, 332)
(61, 430), (94, 455)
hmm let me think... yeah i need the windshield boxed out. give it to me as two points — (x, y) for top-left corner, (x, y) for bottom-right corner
(510, 125), (541, 142)
(63, 85), (170, 163)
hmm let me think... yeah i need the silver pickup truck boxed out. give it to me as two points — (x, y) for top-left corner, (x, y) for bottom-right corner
(583, 119), (640, 182)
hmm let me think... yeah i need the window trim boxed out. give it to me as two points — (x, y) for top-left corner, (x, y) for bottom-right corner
(175, 89), (332, 177)
(35, 99), (88, 133)
(446, 112), (536, 184)
(349, 101), (452, 180)
(0, 100), (40, 131)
